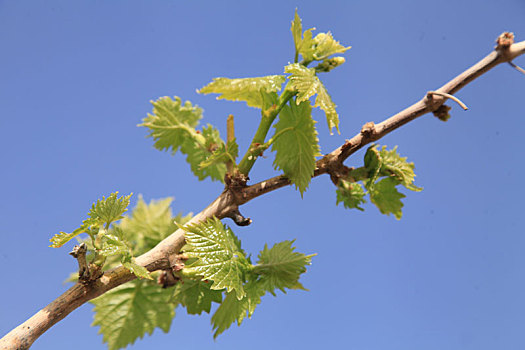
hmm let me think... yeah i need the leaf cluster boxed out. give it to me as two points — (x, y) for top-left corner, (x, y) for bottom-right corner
(139, 96), (238, 182)
(336, 145), (422, 219)
(140, 11), (349, 198)
(87, 197), (194, 350)
(181, 217), (314, 338)
(89, 203), (313, 349)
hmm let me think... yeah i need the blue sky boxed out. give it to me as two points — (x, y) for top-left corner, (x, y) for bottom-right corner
(1, 1), (525, 349)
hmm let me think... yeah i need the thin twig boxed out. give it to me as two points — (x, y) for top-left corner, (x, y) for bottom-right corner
(509, 61), (525, 75)
(427, 91), (469, 110)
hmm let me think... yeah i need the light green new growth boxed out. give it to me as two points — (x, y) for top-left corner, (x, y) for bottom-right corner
(172, 277), (223, 315)
(271, 100), (320, 195)
(336, 181), (366, 211)
(91, 280), (176, 350)
(182, 217), (250, 300)
(199, 138), (239, 170)
(369, 177), (406, 219)
(139, 97), (227, 182)
(336, 144), (422, 219)
(210, 239), (313, 338)
(291, 9), (350, 64)
(211, 280), (265, 338)
(285, 63), (340, 134)
(118, 196), (184, 253)
(253, 240), (314, 295)
(89, 192), (133, 226)
(49, 192), (132, 248)
(198, 75), (286, 108)
(378, 146), (423, 192)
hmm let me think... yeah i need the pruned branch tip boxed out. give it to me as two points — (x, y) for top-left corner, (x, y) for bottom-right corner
(69, 243), (90, 283)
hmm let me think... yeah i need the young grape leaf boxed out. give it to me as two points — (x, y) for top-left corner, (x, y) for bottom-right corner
(336, 181), (366, 211)
(182, 217), (250, 300)
(140, 97), (226, 182)
(315, 81), (339, 133)
(285, 63), (339, 134)
(290, 10), (315, 62)
(198, 75), (286, 108)
(369, 177), (405, 220)
(210, 280), (265, 339)
(378, 145), (422, 192)
(253, 240), (314, 295)
(199, 138), (239, 169)
(310, 32), (351, 61)
(139, 96), (202, 153)
(121, 257), (153, 280)
(49, 217), (98, 248)
(91, 280), (176, 350)
(181, 124), (227, 181)
(364, 146), (382, 188)
(291, 9), (303, 59)
(98, 233), (129, 257)
(118, 196), (191, 254)
(89, 192), (133, 226)
(272, 100), (320, 195)
(172, 278), (223, 315)
(291, 11), (350, 63)
(50, 192), (131, 248)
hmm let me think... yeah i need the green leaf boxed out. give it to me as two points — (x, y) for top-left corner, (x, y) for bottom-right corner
(199, 138), (238, 169)
(182, 217), (249, 300)
(121, 258), (153, 280)
(91, 280), (175, 350)
(49, 217), (98, 248)
(211, 280), (265, 339)
(290, 11), (350, 63)
(364, 145), (382, 188)
(140, 97), (226, 182)
(181, 124), (227, 182)
(285, 64), (319, 103)
(118, 196), (182, 254)
(172, 278), (223, 315)
(198, 75), (286, 108)
(291, 9), (303, 60)
(336, 181), (366, 211)
(98, 233), (129, 257)
(272, 100), (320, 195)
(314, 80), (339, 134)
(378, 146), (422, 192)
(310, 32), (351, 60)
(284, 63), (340, 134)
(50, 192), (131, 248)
(369, 177), (405, 220)
(253, 240), (314, 295)
(139, 96), (203, 153)
(89, 192), (133, 226)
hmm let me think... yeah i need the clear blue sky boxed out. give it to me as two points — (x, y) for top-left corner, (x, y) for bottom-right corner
(1, 1), (525, 349)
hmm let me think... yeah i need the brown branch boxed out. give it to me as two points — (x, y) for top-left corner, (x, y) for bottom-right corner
(1, 33), (524, 350)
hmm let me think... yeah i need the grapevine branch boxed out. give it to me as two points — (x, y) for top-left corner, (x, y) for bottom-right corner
(1, 33), (524, 350)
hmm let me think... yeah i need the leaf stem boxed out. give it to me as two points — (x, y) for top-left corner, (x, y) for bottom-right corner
(226, 114), (235, 174)
(237, 90), (295, 175)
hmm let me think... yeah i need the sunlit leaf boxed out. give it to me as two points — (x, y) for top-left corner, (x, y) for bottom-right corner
(91, 280), (175, 350)
(182, 217), (249, 300)
(198, 76), (286, 108)
(336, 181), (366, 211)
(272, 100), (319, 195)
